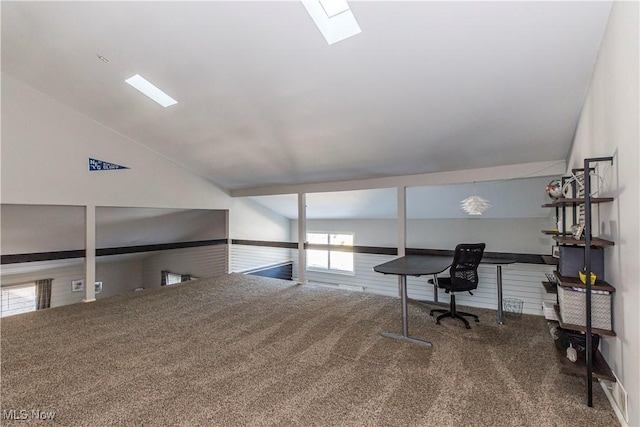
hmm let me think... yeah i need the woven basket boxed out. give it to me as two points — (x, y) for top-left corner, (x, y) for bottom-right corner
(557, 286), (611, 330)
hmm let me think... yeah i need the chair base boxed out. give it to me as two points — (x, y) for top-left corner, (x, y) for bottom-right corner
(429, 308), (479, 329)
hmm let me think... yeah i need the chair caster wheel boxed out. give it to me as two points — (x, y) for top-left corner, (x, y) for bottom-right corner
(435, 320), (441, 325)
(465, 325), (471, 329)
(474, 319), (480, 323)
(429, 312), (434, 317)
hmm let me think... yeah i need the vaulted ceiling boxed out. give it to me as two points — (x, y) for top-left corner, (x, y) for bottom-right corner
(1, 1), (612, 193)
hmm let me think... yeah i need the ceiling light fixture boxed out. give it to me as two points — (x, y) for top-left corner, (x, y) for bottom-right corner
(460, 196), (491, 215)
(125, 74), (178, 108)
(301, 0), (361, 45)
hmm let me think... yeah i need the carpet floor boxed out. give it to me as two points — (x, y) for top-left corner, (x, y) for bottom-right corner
(1, 274), (618, 426)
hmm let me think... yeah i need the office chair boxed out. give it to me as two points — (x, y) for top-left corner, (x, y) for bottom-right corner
(429, 243), (485, 329)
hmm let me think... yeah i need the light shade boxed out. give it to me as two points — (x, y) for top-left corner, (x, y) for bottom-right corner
(301, 0), (361, 45)
(460, 196), (491, 215)
(125, 74), (178, 107)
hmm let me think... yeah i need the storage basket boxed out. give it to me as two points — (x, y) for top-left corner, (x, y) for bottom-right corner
(557, 286), (611, 330)
(503, 297), (523, 317)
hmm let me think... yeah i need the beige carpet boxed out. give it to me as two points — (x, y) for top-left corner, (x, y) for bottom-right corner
(1, 274), (618, 426)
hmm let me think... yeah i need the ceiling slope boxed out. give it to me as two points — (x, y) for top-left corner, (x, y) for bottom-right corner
(1, 1), (612, 191)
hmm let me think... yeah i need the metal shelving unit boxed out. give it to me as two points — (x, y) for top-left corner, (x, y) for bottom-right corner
(541, 156), (614, 407)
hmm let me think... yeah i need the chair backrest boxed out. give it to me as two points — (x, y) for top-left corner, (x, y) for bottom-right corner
(449, 243), (486, 292)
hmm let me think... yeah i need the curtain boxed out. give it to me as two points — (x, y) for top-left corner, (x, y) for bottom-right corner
(36, 278), (53, 310)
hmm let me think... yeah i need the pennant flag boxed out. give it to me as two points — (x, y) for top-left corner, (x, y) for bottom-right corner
(88, 158), (129, 171)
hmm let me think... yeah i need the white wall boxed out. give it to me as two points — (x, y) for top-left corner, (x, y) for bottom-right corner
(229, 198), (291, 241)
(1, 261), (87, 308)
(300, 252), (555, 316)
(95, 258), (145, 299)
(96, 207), (229, 247)
(293, 217), (552, 254)
(230, 245), (293, 273)
(1, 258), (145, 308)
(1, 74), (291, 291)
(568, 2), (639, 424)
(0, 74), (230, 209)
(141, 245), (228, 288)
(0, 74), (290, 243)
(289, 217), (556, 316)
(1, 205), (86, 253)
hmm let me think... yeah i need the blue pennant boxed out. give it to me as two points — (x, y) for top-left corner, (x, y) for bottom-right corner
(88, 158), (129, 171)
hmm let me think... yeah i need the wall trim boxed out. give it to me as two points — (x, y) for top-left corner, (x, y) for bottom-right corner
(232, 240), (550, 265)
(232, 239), (298, 249)
(1, 250), (86, 264)
(96, 239), (227, 256)
(1, 239), (228, 264)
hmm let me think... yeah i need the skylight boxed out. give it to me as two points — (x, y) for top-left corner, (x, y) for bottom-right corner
(319, 0), (349, 18)
(125, 74), (178, 107)
(301, 0), (361, 45)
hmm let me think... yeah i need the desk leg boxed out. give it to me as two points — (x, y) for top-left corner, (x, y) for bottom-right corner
(496, 265), (504, 325)
(382, 276), (432, 347)
(432, 274), (439, 303)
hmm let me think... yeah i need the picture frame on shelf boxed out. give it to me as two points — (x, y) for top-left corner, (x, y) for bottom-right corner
(71, 279), (84, 292)
(572, 223), (585, 240)
(552, 245), (560, 258)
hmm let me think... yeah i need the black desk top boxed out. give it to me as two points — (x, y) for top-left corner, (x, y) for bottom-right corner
(373, 254), (516, 277)
(480, 257), (516, 265)
(373, 255), (451, 277)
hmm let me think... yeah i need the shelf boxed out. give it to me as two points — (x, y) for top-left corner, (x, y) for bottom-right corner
(542, 197), (614, 208)
(541, 255), (559, 265)
(541, 230), (560, 235)
(542, 281), (557, 294)
(553, 271), (615, 292)
(552, 235), (615, 248)
(553, 343), (616, 382)
(554, 305), (616, 336)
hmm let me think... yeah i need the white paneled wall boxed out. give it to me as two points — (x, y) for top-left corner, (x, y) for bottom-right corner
(1, 258), (146, 308)
(11, 263), (87, 308)
(96, 258), (145, 299)
(1, 245), (228, 311)
(298, 252), (556, 316)
(230, 244), (293, 273)
(304, 253), (397, 295)
(142, 245), (228, 288)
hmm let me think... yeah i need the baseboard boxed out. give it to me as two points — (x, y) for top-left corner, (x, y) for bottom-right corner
(600, 380), (628, 427)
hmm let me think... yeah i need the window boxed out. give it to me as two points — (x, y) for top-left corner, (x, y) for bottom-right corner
(166, 273), (182, 285)
(1, 283), (37, 318)
(307, 232), (354, 273)
(161, 271), (195, 286)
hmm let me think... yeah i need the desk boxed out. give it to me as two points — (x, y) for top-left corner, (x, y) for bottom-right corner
(374, 255), (517, 345)
(481, 257), (516, 324)
(373, 255), (451, 346)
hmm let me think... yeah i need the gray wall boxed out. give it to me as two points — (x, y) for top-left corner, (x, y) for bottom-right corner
(1, 258), (145, 308)
(293, 217), (552, 254)
(567, 2), (639, 424)
(142, 245), (228, 288)
(0, 74), (291, 242)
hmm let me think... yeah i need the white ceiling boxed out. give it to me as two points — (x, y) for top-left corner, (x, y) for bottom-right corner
(1, 1), (612, 192)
